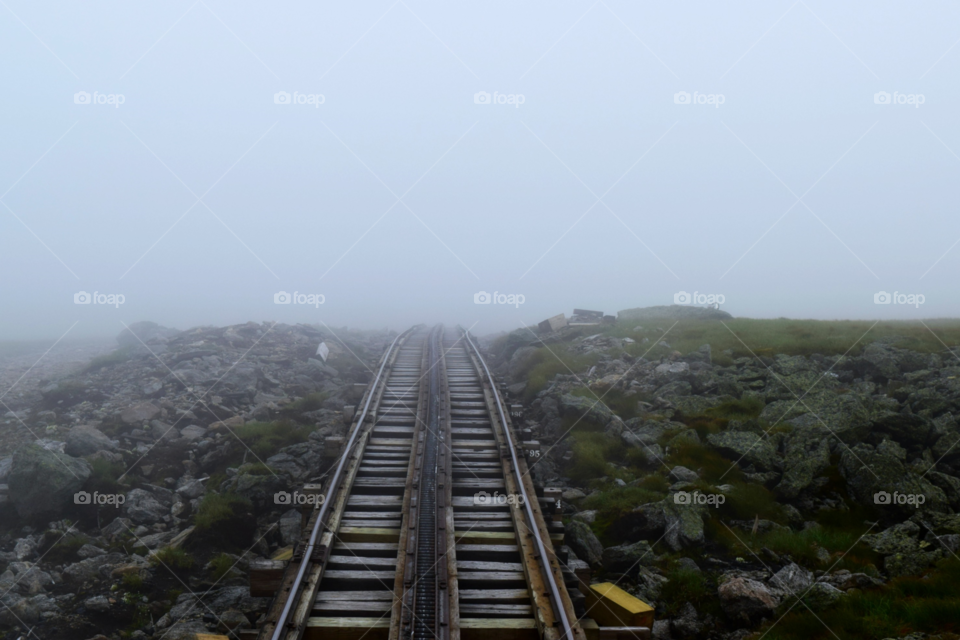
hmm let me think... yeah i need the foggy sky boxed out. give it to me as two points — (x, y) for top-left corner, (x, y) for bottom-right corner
(2, 1), (959, 341)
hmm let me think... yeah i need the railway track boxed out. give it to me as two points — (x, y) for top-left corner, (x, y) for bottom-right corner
(253, 325), (629, 640)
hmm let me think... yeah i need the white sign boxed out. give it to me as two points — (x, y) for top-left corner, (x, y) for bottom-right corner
(317, 342), (330, 362)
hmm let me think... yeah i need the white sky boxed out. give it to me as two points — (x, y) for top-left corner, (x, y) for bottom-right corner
(1, 1), (959, 340)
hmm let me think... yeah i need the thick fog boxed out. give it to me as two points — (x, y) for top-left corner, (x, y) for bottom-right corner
(2, 1), (959, 340)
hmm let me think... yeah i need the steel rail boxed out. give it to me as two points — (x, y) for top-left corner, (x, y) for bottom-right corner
(461, 329), (575, 640)
(271, 329), (410, 640)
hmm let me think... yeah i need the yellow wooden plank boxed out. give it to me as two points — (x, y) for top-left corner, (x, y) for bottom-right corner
(585, 583), (654, 628)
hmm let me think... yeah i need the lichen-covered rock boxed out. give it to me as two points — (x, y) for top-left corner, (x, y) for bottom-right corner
(8, 443), (91, 519)
(706, 431), (779, 472)
(559, 393), (614, 426)
(662, 499), (705, 551)
(839, 442), (949, 517)
(601, 540), (655, 572)
(769, 562), (813, 595)
(776, 431), (830, 498)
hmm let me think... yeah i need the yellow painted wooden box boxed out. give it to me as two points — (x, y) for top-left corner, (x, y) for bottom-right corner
(585, 582), (655, 628)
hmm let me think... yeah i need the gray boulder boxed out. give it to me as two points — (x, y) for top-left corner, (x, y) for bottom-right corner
(565, 520), (603, 568)
(662, 499), (705, 551)
(706, 431), (779, 472)
(8, 444), (91, 519)
(65, 425), (116, 457)
(121, 401), (161, 425)
(718, 575), (781, 622)
(776, 432), (830, 498)
(839, 441), (948, 516)
(601, 540), (655, 572)
(123, 488), (168, 524)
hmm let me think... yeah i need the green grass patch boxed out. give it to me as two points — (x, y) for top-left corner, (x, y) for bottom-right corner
(121, 572), (144, 591)
(704, 397), (765, 421)
(581, 476), (670, 543)
(567, 432), (629, 482)
(285, 392), (330, 413)
(151, 547), (194, 572)
(516, 348), (601, 399)
(609, 318), (960, 359)
(666, 441), (744, 484)
(712, 522), (877, 572)
(42, 533), (89, 564)
(717, 482), (786, 523)
(235, 420), (312, 458)
(659, 564), (718, 618)
(209, 552), (238, 582)
(84, 458), (127, 495)
(194, 492), (253, 531)
(758, 558), (960, 640)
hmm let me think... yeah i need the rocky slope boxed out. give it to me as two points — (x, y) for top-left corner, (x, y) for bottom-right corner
(0, 321), (394, 640)
(489, 319), (960, 640)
